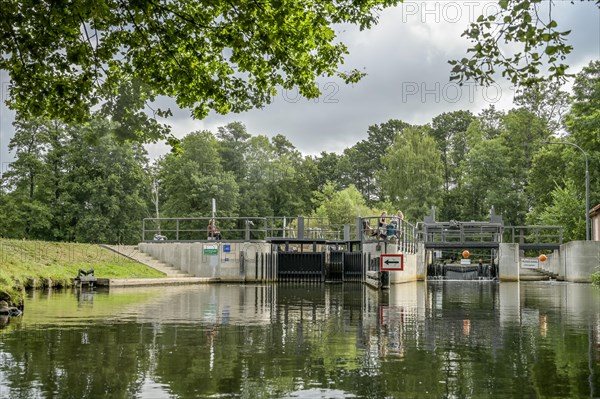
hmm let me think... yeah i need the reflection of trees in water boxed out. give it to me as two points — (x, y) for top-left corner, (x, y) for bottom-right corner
(0, 323), (152, 398)
(0, 284), (599, 398)
(0, 315), (10, 330)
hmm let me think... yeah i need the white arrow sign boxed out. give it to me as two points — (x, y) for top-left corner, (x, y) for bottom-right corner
(380, 254), (404, 271)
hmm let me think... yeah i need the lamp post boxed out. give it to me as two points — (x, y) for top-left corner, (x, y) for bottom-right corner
(543, 141), (590, 241)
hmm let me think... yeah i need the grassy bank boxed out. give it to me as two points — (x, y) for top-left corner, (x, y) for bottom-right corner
(0, 239), (165, 304)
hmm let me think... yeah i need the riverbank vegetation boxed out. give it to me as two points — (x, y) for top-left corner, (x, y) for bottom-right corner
(0, 239), (165, 304)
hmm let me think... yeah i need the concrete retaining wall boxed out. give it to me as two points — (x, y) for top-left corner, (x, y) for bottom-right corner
(139, 242), (272, 281)
(560, 241), (600, 283)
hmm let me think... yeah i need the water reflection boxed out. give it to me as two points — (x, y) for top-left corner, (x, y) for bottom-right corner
(0, 282), (598, 398)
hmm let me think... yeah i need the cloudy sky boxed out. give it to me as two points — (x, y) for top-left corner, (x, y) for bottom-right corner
(1, 1), (598, 167)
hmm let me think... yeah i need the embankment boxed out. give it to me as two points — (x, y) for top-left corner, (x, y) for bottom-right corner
(0, 239), (165, 305)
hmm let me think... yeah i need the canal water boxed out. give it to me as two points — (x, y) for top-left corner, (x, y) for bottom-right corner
(1, 281), (599, 398)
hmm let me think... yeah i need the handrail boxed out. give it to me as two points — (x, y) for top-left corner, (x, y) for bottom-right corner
(504, 225), (563, 245)
(143, 216), (351, 242)
(142, 216), (565, 249)
(143, 216), (268, 241)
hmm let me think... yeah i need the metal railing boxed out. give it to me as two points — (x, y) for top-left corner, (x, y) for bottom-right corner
(143, 216), (566, 251)
(503, 225), (563, 249)
(264, 216), (351, 240)
(142, 217), (268, 241)
(144, 216), (353, 242)
(421, 221), (504, 246)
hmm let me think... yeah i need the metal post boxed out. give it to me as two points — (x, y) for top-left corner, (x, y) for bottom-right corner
(211, 198), (216, 220)
(343, 224), (350, 242)
(543, 141), (590, 240)
(245, 220), (252, 241)
(298, 216), (305, 239)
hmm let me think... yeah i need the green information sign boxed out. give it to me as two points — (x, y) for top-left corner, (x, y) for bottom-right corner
(204, 244), (218, 256)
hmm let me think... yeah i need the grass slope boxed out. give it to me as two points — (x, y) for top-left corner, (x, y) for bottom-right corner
(0, 239), (165, 303)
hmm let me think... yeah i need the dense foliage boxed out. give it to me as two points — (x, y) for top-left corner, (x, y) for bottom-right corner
(0, 0), (403, 145)
(0, 61), (598, 244)
(0, 118), (151, 243)
(449, 0), (600, 85)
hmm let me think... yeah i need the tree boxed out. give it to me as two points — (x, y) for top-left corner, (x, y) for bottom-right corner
(431, 111), (475, 220)
(513, 82), (571, 134)
(525, 145), (566, 221)
(216, 122), (251, 182)
(526, 61), (600, 232)
(449, 0), (599, 86)
(159, 131), (239, 218)
(565, 61), (600, 146)
(240, 135), (277, 217)
(476, 105), (505, 140)
(0, 0), (402, 144)
(336, 146), (363, 193)
(1, 118), (54, 238)
(266, 135), (311, 216)
(311, 183), (374, 226)
(461, 138), (514, 222)
(379, 126), (443, 221)
(0, 118), (73, 239)
(5, 1), (588, 151)
(536, 179), (586, 242)
(311, 151), (343, 192)
(501, 109), (549, 177)
(564, 60), (600, 209)
(62, 121), (152, 243)
(356, 119), (410, 203)
(0, 117), (152, 243)
(431, 111), (473, 190)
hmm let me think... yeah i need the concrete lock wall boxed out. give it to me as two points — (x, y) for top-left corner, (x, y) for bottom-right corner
(139, 242), (271, 281)
(560, 241), (600, 283)
(499, 243), (520, 282)
(390, 249), (418, 284)
(539, 250), (559, 277)
(362, 242), (421, 284)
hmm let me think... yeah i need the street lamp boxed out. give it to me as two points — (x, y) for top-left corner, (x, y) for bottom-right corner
(543, 141), (590, 241)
